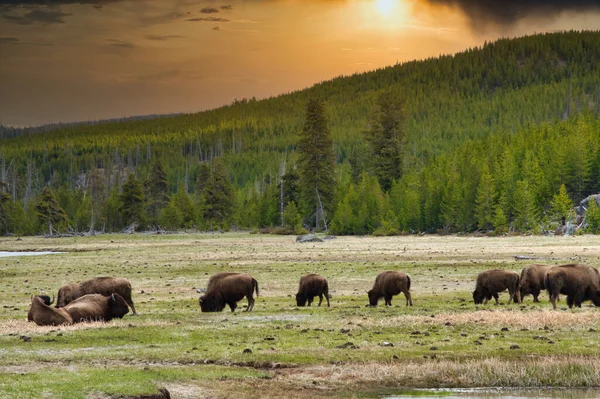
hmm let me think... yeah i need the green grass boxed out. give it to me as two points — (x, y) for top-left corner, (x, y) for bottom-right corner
(1, 234), (599, 398)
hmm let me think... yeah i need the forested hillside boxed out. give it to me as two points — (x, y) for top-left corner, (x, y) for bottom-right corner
(1, 31), (599, 236)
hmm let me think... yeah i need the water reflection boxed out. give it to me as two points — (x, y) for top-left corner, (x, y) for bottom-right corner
(0, 251), (64, 258)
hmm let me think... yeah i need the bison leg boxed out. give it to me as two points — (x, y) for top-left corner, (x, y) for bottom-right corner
(404, 291), (413, 306)
(384, 295), (392, 306)
(492, 293), (499, 305)
(317, 294), (323, 307)
(307, 296), (314, 307)
(246, 296), (255, 312)
(550, 293), (559, 310)
(532, 289), (540, 303)
(572, 290), (585, 308)
(228, 301), (238, 312)
(326, 293), (330, 308)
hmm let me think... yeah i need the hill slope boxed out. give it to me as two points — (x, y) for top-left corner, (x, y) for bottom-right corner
(1, 30), (599, 235)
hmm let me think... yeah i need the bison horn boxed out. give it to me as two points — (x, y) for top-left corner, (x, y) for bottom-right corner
(48, 295), (55, 305)
(111, 293), (115, 302)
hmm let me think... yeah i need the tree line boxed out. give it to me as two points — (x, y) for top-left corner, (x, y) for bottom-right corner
(1, 31), (600, 236)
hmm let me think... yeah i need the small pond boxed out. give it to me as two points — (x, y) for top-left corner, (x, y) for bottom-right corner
(0, 251), (64, 258)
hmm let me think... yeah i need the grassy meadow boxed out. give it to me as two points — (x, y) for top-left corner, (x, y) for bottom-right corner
(1, 233), (600, 398)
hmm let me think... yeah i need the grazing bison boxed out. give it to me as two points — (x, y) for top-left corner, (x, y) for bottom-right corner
(198, 273), (259, 312)
(27, 295), (73, 326)
(63, 293), (130, 322)
(367, 271), (412, 307)
(473, 269), (520, 305)
(57, 277), (137, 314)
(545, 264), (600, 310)
(515, 264), (552, 303)
(296, 274), (331, 307)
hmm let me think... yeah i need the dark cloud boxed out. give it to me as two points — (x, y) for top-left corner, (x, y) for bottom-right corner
(421, 0), (600, 26)
(220, 5), (232, 11)
(187, 16), (229, 22)
(200, 6), (218, 14)
(0, 36), (53, 45)
(107, 39), (135, 49)
(212, 25), (220, 30)
(2, 9), (72, 24)
(144, 34), (183, 41)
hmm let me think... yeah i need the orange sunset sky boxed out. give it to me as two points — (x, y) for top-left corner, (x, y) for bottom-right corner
(0, 0), (599, 127)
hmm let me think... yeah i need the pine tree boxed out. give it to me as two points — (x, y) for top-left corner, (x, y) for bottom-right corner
(364, 91), (405, 191)
(297, 98), (335, 230)
(549, 183), (574, 223)
(145, 158), (169, 224)
(0, 190), (13, 235)
(474, 166), (496, 230)
(203, 159), (235, 230)
(35, 186), (68, 236)
(586, 199), (600, 234)
(119, 174), (146, 230)
(512, 180), (539, 231)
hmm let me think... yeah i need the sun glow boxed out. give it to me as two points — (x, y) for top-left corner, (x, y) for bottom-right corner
(376, 0), (398, 16)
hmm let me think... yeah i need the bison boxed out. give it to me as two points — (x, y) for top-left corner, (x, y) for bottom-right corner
(367, 271), (412, 307)
(198, 273), (259, 312)
(515, 264), (552, 303)
(57, 277), (137, 314)
(296, 274), (330, 307)
(545, 264), (600, 309)
(27, 295), (73, 326)
(473, 269), (520, 305)
(63, 293), (130, 322)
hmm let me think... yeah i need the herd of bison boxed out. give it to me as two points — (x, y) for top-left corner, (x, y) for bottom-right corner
(27, 263), (600, 326)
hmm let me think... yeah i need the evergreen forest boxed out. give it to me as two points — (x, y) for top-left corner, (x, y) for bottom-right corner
(1, 30), (600, 236)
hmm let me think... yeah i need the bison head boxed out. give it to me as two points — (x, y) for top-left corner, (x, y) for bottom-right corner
(199, 293), (225, 312)
(295, 292), (308, 307)
(472, 289), (484, 305)
(107, 293), (130, 320)
(367, 290), (380, 307)
(38, 295), (55, 306)
(56, 284), (78, 308)
(591, 289), (600, 307)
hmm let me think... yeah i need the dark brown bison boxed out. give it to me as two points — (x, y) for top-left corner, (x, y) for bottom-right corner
(367, 271), (412, 307)
(27, 295), (73, 326)
(545, 264), (600, 309)
(473, 269), (520, 305)
(57, 277), (137, 314)
(296, 274), (330, 307)
(198, 273), (259, 312)
(515, 264), (552, 303)
(63, 293), (130, 322)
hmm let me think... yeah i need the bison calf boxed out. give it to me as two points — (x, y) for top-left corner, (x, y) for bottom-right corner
(57, 277), (137, 315)
(199, 273), (259, 312)
(516, 264), (551, 303)
(296, 274), (330, 307)
(368, 271), (412, 307)
(545, 264), (600, 310)
(27, 295), (73, 326)
(473, 269), (520, 305)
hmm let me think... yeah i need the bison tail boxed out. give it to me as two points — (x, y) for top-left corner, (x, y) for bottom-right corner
(253, 278), (259, 297)
(407, 274), (411, 291)
(544, 273), (552, 295)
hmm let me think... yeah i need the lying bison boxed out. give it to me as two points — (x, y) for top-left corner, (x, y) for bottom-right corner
(545, 264), (600, 309)
(367, 271), (412, 307)
(27, 295), (72, 326)
(296, 274), (330, 307)
(57, 277), (137, 314)
(473, 269), (520, 305)
(63, 293), (129, 322)
(198, 273), (259, 312)
(515, 264), (551, 303)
